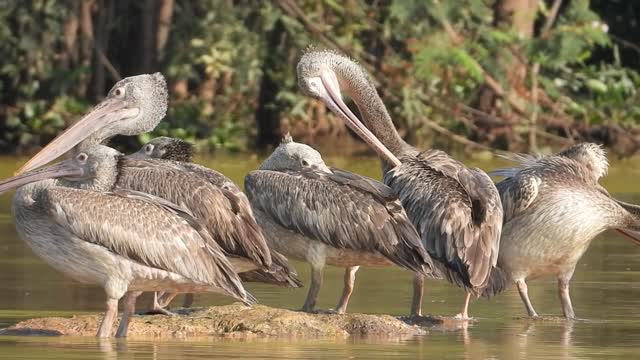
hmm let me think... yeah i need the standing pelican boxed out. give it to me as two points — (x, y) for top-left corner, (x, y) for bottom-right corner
(297, 50), (504, 319)
(0, 145), (253, 337)
(491, 143), (640, 319)
(127, 137), (302, 294)
(244, 134), (437, 313)
(17, 75), (279, 313)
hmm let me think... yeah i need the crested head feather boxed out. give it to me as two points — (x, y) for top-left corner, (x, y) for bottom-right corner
(281, 132), (294, 144)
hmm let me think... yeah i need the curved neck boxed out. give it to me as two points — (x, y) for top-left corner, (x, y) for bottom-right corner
(335, 60), (408, 155)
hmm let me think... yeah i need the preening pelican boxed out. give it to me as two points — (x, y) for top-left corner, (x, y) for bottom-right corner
(297, 50), (504, 319)
(492, 143), (640, 319)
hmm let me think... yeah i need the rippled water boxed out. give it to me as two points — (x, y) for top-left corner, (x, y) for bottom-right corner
(0, 152), (639, 359)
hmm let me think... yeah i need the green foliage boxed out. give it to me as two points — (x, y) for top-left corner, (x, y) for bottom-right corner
(389, 0), (638, 141)
(0, 0), (638, 154)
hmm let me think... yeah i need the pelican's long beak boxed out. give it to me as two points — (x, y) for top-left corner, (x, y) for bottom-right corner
(123, 150), (146, 160)
(16, 97), (139, 175)
(318, 71), (401, 168)
(613, 199), (640, 245)
(0, 159), (83, 193)
(615, 229), (640, 246)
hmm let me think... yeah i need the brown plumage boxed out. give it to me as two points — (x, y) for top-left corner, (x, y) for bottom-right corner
(386, 150), (503, 293)
(117, 158), (272, 268)
(0, 145), (252, 337)
(491, 143), (640, 319)
(128, 137), (302, 289)
(297, 49), (504, 318)
(244, 136), (437, 314)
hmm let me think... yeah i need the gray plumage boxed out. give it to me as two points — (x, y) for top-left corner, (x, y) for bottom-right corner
(20, 74), (277, 313)
(246, 168), (433, 272)
(491, 143), (640, 319)
(17, 73), (168, 175)
(244, 135), (436, 313)
(2, 145), (252, 337)
(385, 150), (505, 295)
(297, 50), (504, 318)
(129, 136), (302, 288)
(116, 158), (272, 268)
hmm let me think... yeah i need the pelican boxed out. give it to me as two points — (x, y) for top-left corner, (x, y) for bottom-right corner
(17, 73), (168, 174)
(0, 145), (253, 337)
(127, 137), (303, 305)
(297, 50), (504, 319)
(18, 74), (280, 313)
(243, 134), (438, 313)
(491, 143), (640, 319)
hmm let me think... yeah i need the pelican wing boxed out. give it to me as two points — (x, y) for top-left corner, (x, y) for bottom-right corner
(244, 168), (434, 275)
(493, 172), (542, 221)
(155, 160), (301, 285)
(385, 149), (503, 293)
(41, 186), (250, 303)
(117, 158), (272, 268)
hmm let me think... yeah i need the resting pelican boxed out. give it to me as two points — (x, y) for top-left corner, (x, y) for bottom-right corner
(18, 74), (278, 313)
(128, 137), (303, 306)
(0, 145), (253, 337)
(297, 50), (504, 319)
(492, 143), (640, 319)
(244, 134), (438, 313)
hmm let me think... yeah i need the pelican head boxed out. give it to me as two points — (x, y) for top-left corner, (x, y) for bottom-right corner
(297, 50), (400, 167)
(127, 136), (194, 162)
(1, 145), (122, 193)
(17, 73), (167, 174)
(259, 133), (330, 173)
(559, 143), (609, 180)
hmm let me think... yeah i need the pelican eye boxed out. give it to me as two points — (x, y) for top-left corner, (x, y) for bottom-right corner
(301, 159), (310, 167)
(76, 153), (88, 163)
(144, 144), (154, 154)
(113, 87), (125, 97)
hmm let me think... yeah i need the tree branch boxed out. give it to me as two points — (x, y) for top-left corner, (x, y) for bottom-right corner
(530, 0), (563, 151)
(418, 116), (510, 156)
(274, 0), (377, 71)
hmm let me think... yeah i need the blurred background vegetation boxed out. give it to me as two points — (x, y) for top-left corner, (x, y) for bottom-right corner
(0, 0), (639, 156)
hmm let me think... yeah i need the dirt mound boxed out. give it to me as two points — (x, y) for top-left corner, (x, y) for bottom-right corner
(0, 304), (457, 339)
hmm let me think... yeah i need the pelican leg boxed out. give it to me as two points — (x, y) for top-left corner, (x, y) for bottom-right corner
(158, 292), (178, 308)
(558, 277), (575, 320)
(334, 266), (360, 314)
(116, 291), (142, 338)
(516, 279), (539, 317)
(410, 272), (424, 316)
(455, 293), (472, 320)
(96, 298), (119, 338)
(182, 293), (195, 308)
(155, 292), (178, 316)
(302, 263), (324, 312)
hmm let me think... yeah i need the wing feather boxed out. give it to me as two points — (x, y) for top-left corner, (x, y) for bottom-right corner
(245, 169), (436, 275)
(42, 187), (251, 303)
(117, 159), (272, 269)
(384, 150), (503, 294)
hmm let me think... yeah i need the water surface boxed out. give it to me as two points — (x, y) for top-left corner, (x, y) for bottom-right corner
(0, 152), (638, 359)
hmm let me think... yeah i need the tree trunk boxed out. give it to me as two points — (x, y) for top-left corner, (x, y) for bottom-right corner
(141, 0), (156, 73)
(92, 0), (106, 100)
(61, 0), (80, 69)
(494, 0), (537, 93)
(156, 0), (174, 63)
(474, 0), (538, 149)
(79, 0), (95, 97)
(254, 19), (288, 150)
